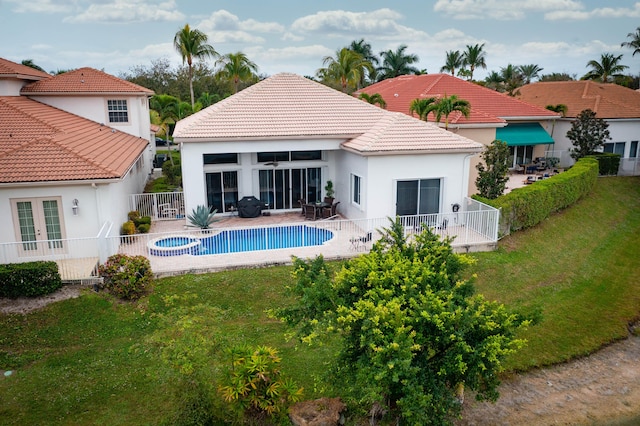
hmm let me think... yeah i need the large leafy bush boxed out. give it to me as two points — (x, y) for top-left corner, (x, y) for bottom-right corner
(98, 254), (152, 300)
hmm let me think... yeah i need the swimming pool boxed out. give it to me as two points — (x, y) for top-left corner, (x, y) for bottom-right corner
(149, 225), (334, 256)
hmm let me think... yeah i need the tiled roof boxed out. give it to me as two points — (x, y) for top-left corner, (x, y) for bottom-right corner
(21, 67), (154, 95)
(0, 97), (148, 183)
(174, 73), (483, 154)
(357, 74), (559, 125)
(0, 58), (50, 80)
(516, 80), (640, 119)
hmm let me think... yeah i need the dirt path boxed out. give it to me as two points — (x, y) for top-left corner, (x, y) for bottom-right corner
(3, 288), (640, 425)
(457, 333), (640, 425)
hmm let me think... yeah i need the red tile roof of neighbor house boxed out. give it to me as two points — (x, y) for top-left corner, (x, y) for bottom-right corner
(0, 97), (148, 183)
(21, 67), (154, 95)
(357, 74), (559, 126)
(516, 80), (640, 119)
(174, 73), (484, 155)
(0, 58), (51, 80)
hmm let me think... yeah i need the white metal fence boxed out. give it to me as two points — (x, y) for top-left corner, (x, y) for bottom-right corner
(0, 199), (499, 280)
(130, 192), (185, 220)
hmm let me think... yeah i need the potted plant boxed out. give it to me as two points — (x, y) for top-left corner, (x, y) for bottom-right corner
(324, 180), (335, 205)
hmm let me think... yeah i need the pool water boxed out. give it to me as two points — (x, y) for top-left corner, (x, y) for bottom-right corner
(197, 225), (333, 255)
(149, 225), (333, 256)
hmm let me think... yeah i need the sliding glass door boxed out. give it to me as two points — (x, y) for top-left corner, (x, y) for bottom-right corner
(259, 167), (321, 211)
(396, 179), (441, 216)
(206, 171), (238, 213)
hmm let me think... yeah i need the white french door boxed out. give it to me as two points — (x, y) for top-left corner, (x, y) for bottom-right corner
(11, 197), (66, 255)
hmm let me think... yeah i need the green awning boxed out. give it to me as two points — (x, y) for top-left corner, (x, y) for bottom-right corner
(496, 123), (554, 146)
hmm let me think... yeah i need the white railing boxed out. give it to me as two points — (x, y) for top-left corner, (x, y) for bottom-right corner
(130, 192), (185, 220)
(0, 205), (499, 278)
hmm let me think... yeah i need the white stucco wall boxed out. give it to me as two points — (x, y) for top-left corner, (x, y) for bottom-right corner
(545, 119), (640, 170)
(0, 79), (27, 96)
(180, 138), (344, 215)
(29, 95), (151, 140)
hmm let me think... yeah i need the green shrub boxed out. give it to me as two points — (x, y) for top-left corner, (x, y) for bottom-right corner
(0, 261), (62, 298)
(219, 345), (303, 424)
(127, 210), (140, 221)
(162, 161), (182, 186)
(136, 223), (151, 233)
(98, 254), (153, 300)
(588, 153), (620, 176)
(121, 220), (136, 236)
(135, 216), (151, 226)
(475, 157), (599, 234)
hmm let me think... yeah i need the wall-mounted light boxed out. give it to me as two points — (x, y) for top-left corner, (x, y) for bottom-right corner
(72, 199), (79, 216)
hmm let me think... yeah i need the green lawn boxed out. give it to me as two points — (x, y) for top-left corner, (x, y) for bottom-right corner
(0, 176), (638, 424)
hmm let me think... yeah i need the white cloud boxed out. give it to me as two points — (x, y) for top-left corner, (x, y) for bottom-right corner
(290, 8), (407, 37)
(63, 0), (185, 23)
(433, 0), (584, 20)
(197, 9), (283, 45)
(546, 3), (640, 20)
(5, 0), (71, 13)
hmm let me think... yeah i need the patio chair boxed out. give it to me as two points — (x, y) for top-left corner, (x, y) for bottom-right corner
(322, 201), (340, 219)
(350, 230), (373, 251)
(298, 199), (306, 215)
(303, 204), (317, 220)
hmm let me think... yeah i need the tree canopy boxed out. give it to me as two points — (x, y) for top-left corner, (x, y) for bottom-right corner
(476, 139), (510, 199)
(274, 219), (528, 425)
(567, 109), (611, 160)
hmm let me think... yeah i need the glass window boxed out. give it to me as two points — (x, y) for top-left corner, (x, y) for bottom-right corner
(107, 99), (128, 123)
(351, 174), (361, 206)
(203, 153), (238, 164)
(257, 151), (289, 163)
(396, 179), (441, 216)
(206, 171), (238, 213)
(604, 142), (625, 156)
(630, 141), (638, 158)
(291, 150), (322, 161)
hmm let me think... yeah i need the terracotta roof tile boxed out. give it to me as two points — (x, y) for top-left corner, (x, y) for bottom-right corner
(174, 73), (482, 154)
(0, 97), (148, 183)
(21, 67), (154, 95)
(357, 74), (558, 125)
(0, 58), (50, 80)
(516, 80), (640, 119)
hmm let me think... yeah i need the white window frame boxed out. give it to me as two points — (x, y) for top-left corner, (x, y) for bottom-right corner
(10, 196), (67, 256)
(351, 173), (362, 207)
(106, 99), (129, 124)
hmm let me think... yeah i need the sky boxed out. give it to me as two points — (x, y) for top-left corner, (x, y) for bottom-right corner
(2, 0), (640, 81)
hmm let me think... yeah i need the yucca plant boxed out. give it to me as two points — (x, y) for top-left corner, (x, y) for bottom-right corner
(187, 205), (218, 229)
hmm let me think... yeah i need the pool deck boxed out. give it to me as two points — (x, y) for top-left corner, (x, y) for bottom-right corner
(126, 211), (495, 277)
(140, 212), (362, 276)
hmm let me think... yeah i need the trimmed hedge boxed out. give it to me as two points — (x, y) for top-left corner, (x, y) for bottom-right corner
(474, 157), (599, 235)
(0, 261), (63, 298)
(588, 153), (620, 176)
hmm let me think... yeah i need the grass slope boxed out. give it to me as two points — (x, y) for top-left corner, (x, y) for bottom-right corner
(0, 176), (637, 424)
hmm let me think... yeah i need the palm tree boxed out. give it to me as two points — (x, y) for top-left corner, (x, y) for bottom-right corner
(462, 43), (487, 81)
(621, 27), (640, 57)
(440, 50), (464, 76)
(358, 93), (387, 109)
(429, 94), (471, 130)
(197, 92), (222, 108)
(377, 45), (420, 81)
(21, 59), (46, 73)
(317, 48), (373, 93)
(215, 52), (259, 94)
(518, 64), (544, 84)
(150, 94), (179, 165)
(173, 24), (219, 107)
(408, 97), (437, 120)
(582, 53), (629, 82)
(348, 39), (379, 87)
(545, 104), (568, 117)
(484, 71), (504, 91)
(500, 64), (524, 96)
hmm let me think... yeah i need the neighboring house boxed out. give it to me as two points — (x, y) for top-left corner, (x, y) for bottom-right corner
(173, 73), (484, 220)
(517, 80), (640, 175)
(0, 57), (154, 264)
(357, 74), (560, 190)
